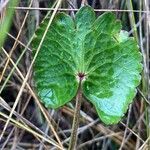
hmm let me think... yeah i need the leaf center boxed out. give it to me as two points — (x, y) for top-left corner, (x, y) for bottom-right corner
(77, 72), (86, 81)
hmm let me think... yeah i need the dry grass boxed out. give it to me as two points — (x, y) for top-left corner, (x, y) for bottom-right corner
(0, 0), (149, 149)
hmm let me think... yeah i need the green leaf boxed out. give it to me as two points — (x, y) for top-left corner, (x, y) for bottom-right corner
(32, 5), (142, 124)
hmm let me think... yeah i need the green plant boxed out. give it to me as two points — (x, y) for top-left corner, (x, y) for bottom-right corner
(32, 5), (142, 148)
(32, 5), (142, 124)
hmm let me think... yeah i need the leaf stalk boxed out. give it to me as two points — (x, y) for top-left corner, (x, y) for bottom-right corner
(69, 78), (82, 150)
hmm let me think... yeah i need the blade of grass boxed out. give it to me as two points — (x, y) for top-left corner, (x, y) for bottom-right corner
(119, 105), (132, 150)
(0, 0), (33, 82)
(0, 96), (56, 143)
(143, 0), (150, 148)
(0, 0), (18, 49)
(126, 0), (139, 42)
(12, 7), (150, 13)
(0, 111), (63, 149)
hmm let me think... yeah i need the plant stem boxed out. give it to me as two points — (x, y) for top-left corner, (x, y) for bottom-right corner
(69, 80), (82, 150)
